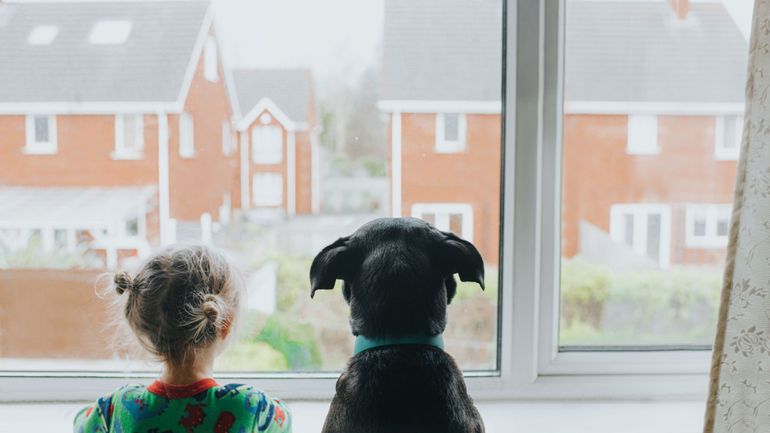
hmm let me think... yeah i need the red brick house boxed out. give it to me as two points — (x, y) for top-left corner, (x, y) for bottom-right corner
(380, 0), (747, 269)
(232, 69), (319, 217)
(0, 1), (238, 267)
(378, 0), (503, 265)
(562, 0), (747, 269)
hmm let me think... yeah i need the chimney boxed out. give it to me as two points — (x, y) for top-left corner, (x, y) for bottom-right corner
(668, 0), (689, 20)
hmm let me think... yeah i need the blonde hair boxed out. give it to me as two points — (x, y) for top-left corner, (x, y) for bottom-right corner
(111, 244), (241, 365)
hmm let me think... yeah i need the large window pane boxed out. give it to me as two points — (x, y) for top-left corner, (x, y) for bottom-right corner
(560, 0), (750, 347)
(0, 0), (502, 373)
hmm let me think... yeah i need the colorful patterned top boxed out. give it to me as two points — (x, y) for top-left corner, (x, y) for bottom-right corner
(73, 378), (291, 433)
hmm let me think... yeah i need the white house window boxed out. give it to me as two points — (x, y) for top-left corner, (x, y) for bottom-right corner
(435, 113), (467, 153)
(88, 20), (132, 45)
(204, 35), (219, 82)
(609, 204), (671, 268)
(27, 25), (59, 45)
(24, 115), (57, 154)
(252, 173), (283, 206)
(114, 114), (144, 158)
(252, 125), (283, 164)
(626, 114), (659, 155)
(179, 112), (195, 158)
(715, 115), (743, 160)
(685, 204), (731, 248)
(411, 203), (474, 242)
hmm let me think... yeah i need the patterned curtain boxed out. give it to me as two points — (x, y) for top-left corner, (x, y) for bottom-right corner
(704, 2), (770, 432)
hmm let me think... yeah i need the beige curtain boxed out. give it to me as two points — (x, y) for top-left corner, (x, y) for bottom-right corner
(704, 2), (770, 432)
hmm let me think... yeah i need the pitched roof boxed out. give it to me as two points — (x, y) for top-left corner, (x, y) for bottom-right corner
(379, 0), (747, 105)
(0, 1), (210, 105)
(232, 69), (312, 124)
(380, 0), (503, 102)
(565, 1), (748, 104)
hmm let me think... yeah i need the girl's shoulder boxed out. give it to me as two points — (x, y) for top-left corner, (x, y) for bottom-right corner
(209, 384), (292, 432)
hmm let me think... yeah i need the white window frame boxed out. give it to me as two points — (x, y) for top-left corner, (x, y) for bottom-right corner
(113, 114), (144, 159)
(252, 172), (283, 207)
(252, 125), (283, 164)
(24, 115), (57, 154)
(435, 113), (467, 153)
(179, 112), (195, 158)
(714, 115), (743, 160)
(411, 203), (474, 241)
(685, 204), (731, 248)
(0, 0), (710, 403)
(609, 203), (672, 269)
(204, 35), (219, 82)
(626, 114), (659, 155)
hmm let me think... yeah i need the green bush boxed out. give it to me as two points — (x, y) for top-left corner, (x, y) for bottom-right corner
(254, 314), (322, 370)
(360, 157), (387, 177)
(560, 258), (723, 346)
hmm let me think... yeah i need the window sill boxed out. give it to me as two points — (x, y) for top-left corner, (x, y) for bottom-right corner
(433, 143), (467, 154)
(625, 148), (661, 156)
(111, 151), (144, 160)
(0, 400), (706, 433)
(22, 146), (57, 155)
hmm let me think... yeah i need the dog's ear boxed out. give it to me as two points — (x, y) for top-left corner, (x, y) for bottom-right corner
(310, 236), (351, 299)
(439, 231), (485, 290)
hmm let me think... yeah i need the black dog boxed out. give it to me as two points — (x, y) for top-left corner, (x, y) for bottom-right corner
(310, 217), (485, 433)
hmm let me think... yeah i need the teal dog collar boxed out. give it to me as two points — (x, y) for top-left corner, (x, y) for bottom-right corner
(354, 334), (445, 355)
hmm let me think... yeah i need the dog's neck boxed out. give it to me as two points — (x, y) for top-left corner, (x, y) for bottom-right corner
(353, 333), (444, 355)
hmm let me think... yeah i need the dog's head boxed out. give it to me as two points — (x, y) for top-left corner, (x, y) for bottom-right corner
(309, 217), (484, 338)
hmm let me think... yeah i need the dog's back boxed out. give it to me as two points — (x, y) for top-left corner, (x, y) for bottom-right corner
(322, 346), (484, 433)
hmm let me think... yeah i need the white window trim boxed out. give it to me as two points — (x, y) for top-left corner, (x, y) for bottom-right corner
(179, 112), (195, 158)
(251, 125), (284, 164)
(204, 35), (219, 82)
(252, 172), (283, 207)
(609, 203), (672, 269)
(685, 204), (731, 249)
(626, 114), (660, 155)
(434, 113), (467, 153)
(411, 203), (474, 242)
(112, 114), (145, 160)
(24, 115), (57, 154)
(714, 115), (742, 160)
(0, 0), (710, 403)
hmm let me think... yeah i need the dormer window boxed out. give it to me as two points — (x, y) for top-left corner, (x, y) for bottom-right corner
(89, 20), (132, 45)
(27, 25), (59, 45)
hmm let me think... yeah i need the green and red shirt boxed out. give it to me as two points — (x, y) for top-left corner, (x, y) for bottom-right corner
(73, 379), (291, 433)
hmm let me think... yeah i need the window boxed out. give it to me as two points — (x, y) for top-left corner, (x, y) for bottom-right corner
(435, 113), (467, 153)
(626, 114), (659, 155)
(114, 114), (144, 158)
(89, 20), (132, 45)
(252, 173), (283, 206)
(179, 112), (195, 158)
(559, 0), (747, 360)
(24, 115), (57, 154)
(715, 115), (743, 160)
(411, 203), (474, 241)
(609, 204), (671, 268)
(27, 25), (59, 45)
(204, 35), (219, 82)
(4, 1), (504, 401)
(685, 204), (731, 248)
(252, 125), (283, 164)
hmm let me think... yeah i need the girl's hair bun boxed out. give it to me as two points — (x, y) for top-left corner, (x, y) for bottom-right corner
(114, 271), (134, 295)
(201, 293), (222, 324)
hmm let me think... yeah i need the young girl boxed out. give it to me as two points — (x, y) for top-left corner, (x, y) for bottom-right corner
(74, 245), (291, 433)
